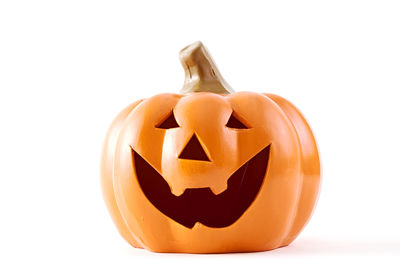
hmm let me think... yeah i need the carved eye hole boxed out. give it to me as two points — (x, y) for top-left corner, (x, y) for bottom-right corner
(156, 112), (180, 129)
(226, 113), (249, 129)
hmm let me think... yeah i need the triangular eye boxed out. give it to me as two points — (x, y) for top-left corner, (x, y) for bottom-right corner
(226, 113), (249, 129)
(156, 112), (179, 129)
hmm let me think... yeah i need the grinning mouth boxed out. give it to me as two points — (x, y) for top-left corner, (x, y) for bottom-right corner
(131, 145), (270, 228)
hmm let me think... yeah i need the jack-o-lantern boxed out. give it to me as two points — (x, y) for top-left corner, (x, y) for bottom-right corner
(101, 42), (321, 253)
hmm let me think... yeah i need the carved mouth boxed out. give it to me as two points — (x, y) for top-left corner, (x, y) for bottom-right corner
(131, 145), (270, 228)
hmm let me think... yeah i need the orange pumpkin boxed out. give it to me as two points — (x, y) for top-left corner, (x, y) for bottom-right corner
(101, 42), (321, 253)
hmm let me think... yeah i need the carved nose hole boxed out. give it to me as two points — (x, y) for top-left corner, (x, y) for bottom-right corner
(178, 134), (210, 161)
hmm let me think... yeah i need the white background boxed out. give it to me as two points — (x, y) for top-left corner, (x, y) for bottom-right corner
(1, 0), (400, 266)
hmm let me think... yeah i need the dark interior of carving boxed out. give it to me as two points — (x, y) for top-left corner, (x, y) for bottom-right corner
(131, 145), (270, 228)
(156, 112), (179, 129)
(178, 134), (210, 161)
(226, 113), (249, 129)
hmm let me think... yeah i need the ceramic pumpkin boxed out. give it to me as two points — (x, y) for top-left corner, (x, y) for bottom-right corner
(101, 42), (321, 253)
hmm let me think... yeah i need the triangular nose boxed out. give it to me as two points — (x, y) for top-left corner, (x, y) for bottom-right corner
(179, 134), (210, 161)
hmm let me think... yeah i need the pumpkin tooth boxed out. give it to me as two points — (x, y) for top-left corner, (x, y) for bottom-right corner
(209, 182), (228, 195)
(171, 186), (186, 196)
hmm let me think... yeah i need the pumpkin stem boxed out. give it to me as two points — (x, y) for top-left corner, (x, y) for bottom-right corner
(179, 41), (234, 94)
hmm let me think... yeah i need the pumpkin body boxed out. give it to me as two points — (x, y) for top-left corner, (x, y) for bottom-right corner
(100, 42), (320, 253)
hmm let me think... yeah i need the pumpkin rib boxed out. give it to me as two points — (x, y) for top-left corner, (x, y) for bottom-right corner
(100, 100), (144, 248)
(233, 92), (304, 250)
(266, 94), (321, 247)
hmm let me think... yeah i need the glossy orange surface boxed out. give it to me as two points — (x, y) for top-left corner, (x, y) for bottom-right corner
(100, 42), (320, 253)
